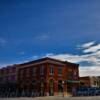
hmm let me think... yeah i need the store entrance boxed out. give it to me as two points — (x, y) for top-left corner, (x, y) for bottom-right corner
(49, 80), (54, 96)
(67, 82), (73, 94)
(58, 80), (63, 93)
(40, 80), (45, 96)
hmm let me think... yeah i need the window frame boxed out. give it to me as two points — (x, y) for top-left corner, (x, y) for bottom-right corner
(58, 67), (63, 76)
(40, 65), (44, 75)
(50, 66), (54, 75)
(32, 67), (36, 76)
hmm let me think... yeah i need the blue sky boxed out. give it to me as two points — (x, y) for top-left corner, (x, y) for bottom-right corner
(0, 0), (100, 76)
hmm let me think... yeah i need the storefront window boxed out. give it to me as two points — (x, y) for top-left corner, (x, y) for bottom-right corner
(49, 80), (54, 96)
(58, 80), (63, 92)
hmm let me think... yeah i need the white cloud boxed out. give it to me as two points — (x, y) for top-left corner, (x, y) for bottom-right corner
(77, 41), (100, 53)
(47, 52), (100, 65)
(83, 44), (100, 53)
(81, 41), (95, 48)
(46, 41), (100, 77)
(79, 66), (100, 76)
(45, 53), (55, 57)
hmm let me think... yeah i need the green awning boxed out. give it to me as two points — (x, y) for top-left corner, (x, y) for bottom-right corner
(66, 80), (80, 83)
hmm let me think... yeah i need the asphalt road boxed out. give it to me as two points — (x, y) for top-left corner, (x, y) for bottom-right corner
(0, 96), (100, 100)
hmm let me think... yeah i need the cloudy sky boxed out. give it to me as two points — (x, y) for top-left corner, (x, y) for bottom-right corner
(0, 0), (100, 76)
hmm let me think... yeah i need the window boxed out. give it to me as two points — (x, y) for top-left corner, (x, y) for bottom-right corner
(40, 66), (44, 75)
(20, 70), (24, 79)
(94, 80), (99, 86)
(7, 68), (9, 74)
(10, 75), (16, 81)
(58, 67), (62, 76)
(73, 71), (78, 79)
(94, 80), (97, 85)
(32, 80), (36, 85)
(67, 71), (73, 79)
(50, 66), (54, 75)
(32, 67), (36, 76)
(12, 67), (16, 73)
(74, 71), (77, 76)
(26, 68), (30, 77)
(20, 70), (23, 76)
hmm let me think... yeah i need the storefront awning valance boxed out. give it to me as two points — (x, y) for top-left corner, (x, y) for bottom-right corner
(66, 80), (80, 83)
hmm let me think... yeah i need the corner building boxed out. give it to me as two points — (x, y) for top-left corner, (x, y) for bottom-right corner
(18, 57), (79, 96)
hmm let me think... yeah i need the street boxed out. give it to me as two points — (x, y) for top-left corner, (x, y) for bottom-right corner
(0, 96), (100, 100)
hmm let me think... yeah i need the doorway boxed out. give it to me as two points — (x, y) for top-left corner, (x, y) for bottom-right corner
(49, 79), (54, 96)
(58, 80), (63, 94)
(40, 80), (44, 96)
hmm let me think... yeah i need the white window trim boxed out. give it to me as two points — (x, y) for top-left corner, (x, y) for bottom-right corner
(50, 66), (54, 75)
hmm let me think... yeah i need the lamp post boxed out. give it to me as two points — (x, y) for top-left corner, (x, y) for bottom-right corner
(62, 81), (64, 97)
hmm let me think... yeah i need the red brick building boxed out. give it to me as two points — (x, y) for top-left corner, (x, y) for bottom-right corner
(0, 65), (17, 83)
(17, 57), (79, 96)
(0, 57), (79, 97)
(0, 65), (18, 97)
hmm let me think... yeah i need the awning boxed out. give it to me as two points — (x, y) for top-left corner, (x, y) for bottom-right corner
(66, 80), (80, 83)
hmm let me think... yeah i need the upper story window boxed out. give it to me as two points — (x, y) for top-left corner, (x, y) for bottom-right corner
(73, 71), (78, 77)
(10, 75), (16, 81)
(20, 70), (22, 75)
(20, 70), (24, 78)
(94, 80), (99, 86)
(9, 68), (13, 73)
(50, 66), (54, 75)
(6, 69), (9, 74)
(67, 71), (73, 79)
(32, 67), (36, 76)
(26, 68), (30, 77)
(58, 67), (62, 76)
(40, 66), (44, 75)
(1, 70), (3, 75)
(12, 67), (16, 73)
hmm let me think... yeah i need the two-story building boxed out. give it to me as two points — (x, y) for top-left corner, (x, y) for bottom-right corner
(17, 57), (79, 96)
(0, 57), (79, 96)
(0, 65), (18, 94)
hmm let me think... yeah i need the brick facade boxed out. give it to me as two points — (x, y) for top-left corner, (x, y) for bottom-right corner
(0, 57), (79, 96)
(17, 57), (79, 96)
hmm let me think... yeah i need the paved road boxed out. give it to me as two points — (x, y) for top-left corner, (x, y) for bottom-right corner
(0, 96), (100, 100)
